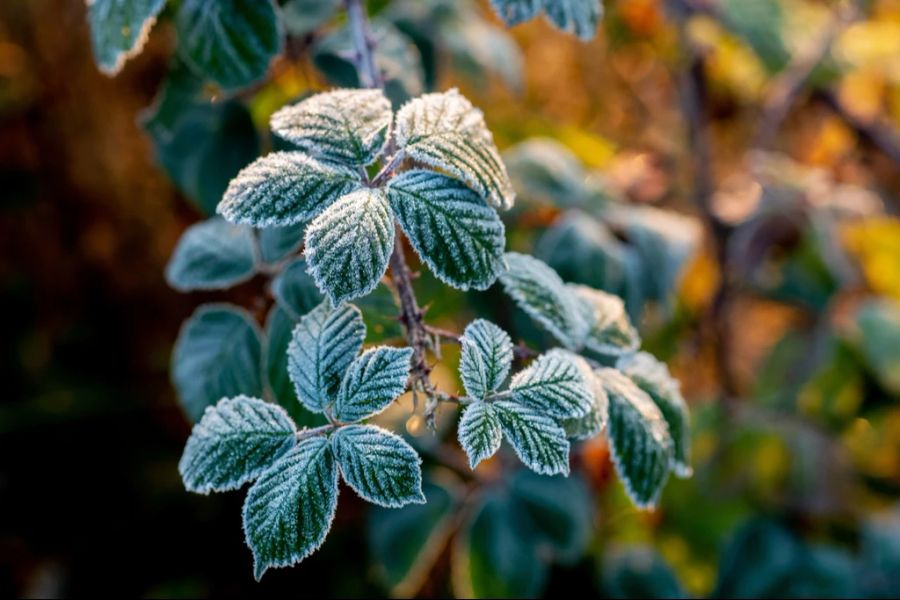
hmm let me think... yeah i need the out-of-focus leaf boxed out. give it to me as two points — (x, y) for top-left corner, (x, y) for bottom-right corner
(713, 519), (800, 599)
(600, 546), (684, 599)
(271, 258), (323, 321)
(503, 138), (594, 207)
(721, 0), (791, 73)
(87, 0), (165, 75)
(282, 0), (339, 36)
(858, 507), (900, 598)
(258, 222), (306, 264)
(853, 298), (900, 396)
(165, 217), (256, 291)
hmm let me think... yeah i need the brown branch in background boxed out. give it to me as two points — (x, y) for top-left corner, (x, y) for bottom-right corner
(816, 88), (900, 166)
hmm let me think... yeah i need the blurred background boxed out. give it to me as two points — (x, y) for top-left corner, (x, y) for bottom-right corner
(2, 0), (900, 597)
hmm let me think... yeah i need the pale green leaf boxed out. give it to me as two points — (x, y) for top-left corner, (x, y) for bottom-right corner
(331, 424), (425, 507)
(305, 188), (395, 304)
(395, 89), (515, 210)
(242, 436), (338, 579)
(165, 217), (256, 291)
(87, 0), (165, 75)
(598, 367), (672, 508)
(494, 400), (570, 476)
(387, 170), (505, 291)
(271, 89), (392, 167)
(458, 401), (503, 469)
(179, 395), (296, 494)
(286, 302), (365, 414)
(459, 319), (513, 399)
(618, 351), (691, 477)
(176, 0), (282, 90)
(571, 284), (641, 358)
(172, 304), (263, 422)
(510, 348), (593, 420)
(333, 346), (413, 423)
(218, 151), (361, 227)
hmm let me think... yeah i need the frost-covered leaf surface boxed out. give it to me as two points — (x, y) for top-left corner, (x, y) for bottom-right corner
(388, 170), (505, 291)
(490, 0), (541, 26)
(258, 222), (305, 264)
(458, 401), (503, 469)
(305, 189), (395, 305)
(165, 217), (256, 291)
(179, 396), (296, 494)
(494, 400), (570, 475)
(491, 0), (602, 40)
(333, 346), (413, 423)
(618, 352), (692, 477)
(265, 306), (325, 427)
(172, 304), (263, 422)
(572, 285), (641, 358)
(87, 0), (165, 75)
(176, 0), (282, 90)
(394, 90), (515, 210)
(242, 436), (338, 579)
(598, 367), (673, 508)
(272, 259), (323, 321)
(287, 302), (365, 414)
(331, 425), (425, 507)
(562, 366), (609, 441)
(499, 252), (589, 349)
(510, 349), (593, 420)
(459, 319), (513, 399)
(271, 89), (392, 167)
(219, 152), (361, 227)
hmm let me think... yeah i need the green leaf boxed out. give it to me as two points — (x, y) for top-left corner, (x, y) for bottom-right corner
(721, 0), (790, 72)
(453, 491), (547, 598)
(617, 352), (691, 477)
(165, 217), (256, 291)
(264, 305), (325, 427)
(494, 400), (570, 476)
(459, 319), (513, 399)
(139, 56), (206, 141)
(333, 346), (413, 423)
(598, 367), (672, 508)
(490, 0), (541, 27)
(713, 519), (800, 598)
(258, 222), (305, 264)
(499, 252), (589, 350)
(387, 170), (506, 291)
(561, 367), (609, 441)
(176, 0), (282, 90)
(458, 401), (503, 469)
(287, 302), (366, 414)
(368, 476), (459, 596)
(331, 424), (425, 507)
(503, 138), (595, 207)
(601, 547), (685, 599)
(271, 258), (323, 320)
(571, 284), (641, 358)
(282, 0), (339, 36)
(218, 152), (362, 227)
(87, 0), (165, 75)
(510, 348), (594, 420)
(542, 0), (603, 40)
(179, 396), (296, 494)
(854, 298), (900, 395)
(304, 189), (395, 305)
(242, 436), (338, 579)
(172, 304), (264, 422)
(509, 470), (593, 563)
(441, 16), (523, 91)
(395, 89), (515, 210)
(271, 89), (392, 168)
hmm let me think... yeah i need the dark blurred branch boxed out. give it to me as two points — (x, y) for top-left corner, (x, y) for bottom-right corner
(816, 88), (900, 165)
(344, 0), (381, 88)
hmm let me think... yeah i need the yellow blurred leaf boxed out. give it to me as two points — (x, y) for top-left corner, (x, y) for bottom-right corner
(842, 217), (900, 299)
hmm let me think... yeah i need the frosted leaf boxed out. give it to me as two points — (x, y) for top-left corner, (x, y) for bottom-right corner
(570, 284), (641, 358)
(286, 302), (365, 414)
(304, 189), (395, 305)
(394, 89), (515, 210)
(490, 0), (602, 40)
(387, 170), (506, 291)
(333, 346), (414, 423)
(458, 401), (503, 469)
(172, 304), (264, 422)
(494, 400), (570, 476)
(510, 348), (594, 420)
(618, 352), (691, 477)
(176, 0), (282, 90)
(331, 424), (426, 508)
(596, 367), (672, 508)
(499, 252), (590, 350)
(165, 217), (256, 291)
(218, 152), (362, 227)
(490, 0), (541, 26)
(561, 364), (609, 441)
(458, 319), (513, 399)
(87, 0), (165, 75)
(271, 89), (392, 167)
(179, 396), (296, 494)
(242, 436), (338, 579)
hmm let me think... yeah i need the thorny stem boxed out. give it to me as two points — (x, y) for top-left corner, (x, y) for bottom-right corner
(344, 0), (381, 88)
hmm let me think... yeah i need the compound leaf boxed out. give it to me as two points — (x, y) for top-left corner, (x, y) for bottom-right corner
(271, 89), (392, 167)
(394, 89), (515, 210)
(510, 348), (593, 420)
(242, 436), (338, 579)
(165, 217), (256, 291)
(459, 319), (513, 400)
(331, 424), (425, 507)
(179, 396), (297, 494)
(458, 401), (503, 469)
(333, 346), (413, 423)
(494, 400), (570, 476)
(87, 0), (165, 75)
(305, 188), (395, 305)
